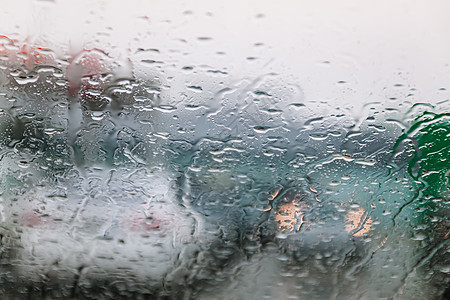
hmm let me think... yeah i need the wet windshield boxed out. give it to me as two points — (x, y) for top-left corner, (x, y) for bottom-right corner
(0, 1), (449, 299)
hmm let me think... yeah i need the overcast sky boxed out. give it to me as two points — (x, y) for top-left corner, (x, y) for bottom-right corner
(1, 0), (450, 111)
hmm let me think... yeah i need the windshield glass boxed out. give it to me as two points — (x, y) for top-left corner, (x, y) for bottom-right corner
(0, 1), (449, 299)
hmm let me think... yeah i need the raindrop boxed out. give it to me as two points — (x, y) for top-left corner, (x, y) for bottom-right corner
(197, 37), (212, 41)
(309, 133), (328, 141)
(14, 73), (39, 84)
